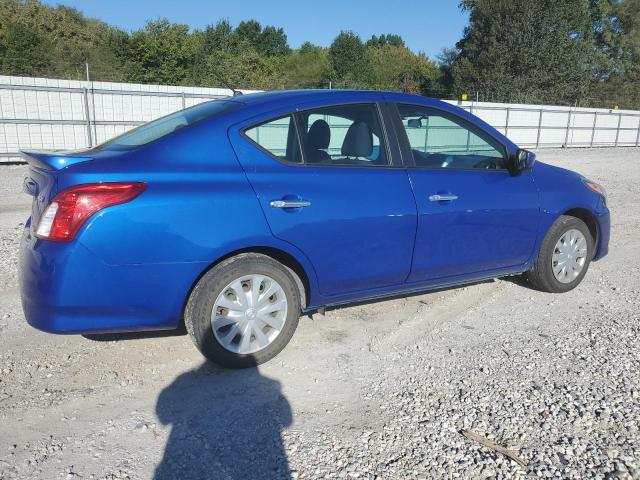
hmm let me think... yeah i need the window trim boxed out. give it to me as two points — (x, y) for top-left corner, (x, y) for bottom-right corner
(241, 102), (401, 169)
(392, 103), (510, 172)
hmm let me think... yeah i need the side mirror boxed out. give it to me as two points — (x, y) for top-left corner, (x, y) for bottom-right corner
(511, 149), (536, 172)
(407, 118), (423, 128)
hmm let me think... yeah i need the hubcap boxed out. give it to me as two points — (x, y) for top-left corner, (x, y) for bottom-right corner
(552, 229), (588, 283)
(211, 274), (288, 355)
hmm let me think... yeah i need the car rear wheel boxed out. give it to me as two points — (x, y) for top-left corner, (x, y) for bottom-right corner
(185, 253), (301, 368)
(527, 215), (594, 293)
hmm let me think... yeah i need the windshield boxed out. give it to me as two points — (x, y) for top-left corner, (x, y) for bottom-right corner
(96, 100), (241, 151)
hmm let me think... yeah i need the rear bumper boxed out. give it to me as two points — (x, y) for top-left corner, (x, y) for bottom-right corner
(19, 223), (207, 334)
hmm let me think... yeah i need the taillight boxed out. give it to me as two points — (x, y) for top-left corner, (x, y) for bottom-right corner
(36, 182), (146, 241)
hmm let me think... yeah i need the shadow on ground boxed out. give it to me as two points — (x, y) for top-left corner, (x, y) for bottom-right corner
(500, 273), (539, 290)
(153, 362), (292, 479)
(82, 325), (187, 342)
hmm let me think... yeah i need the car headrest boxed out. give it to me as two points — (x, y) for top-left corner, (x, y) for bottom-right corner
(341, 121), (372, 158)
(307, 119), (330, 150)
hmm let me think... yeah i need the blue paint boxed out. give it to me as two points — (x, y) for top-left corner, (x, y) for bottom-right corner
(18, 90), (610, 334)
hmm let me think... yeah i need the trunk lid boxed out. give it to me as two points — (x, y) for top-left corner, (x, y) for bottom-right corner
(21, 150), (94, 230)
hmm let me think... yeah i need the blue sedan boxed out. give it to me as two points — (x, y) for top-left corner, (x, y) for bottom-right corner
(19, 90), (610, 368)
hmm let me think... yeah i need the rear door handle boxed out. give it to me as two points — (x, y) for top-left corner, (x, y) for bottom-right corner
(428, 194), (458, 202)
(269, 200), (311, 209)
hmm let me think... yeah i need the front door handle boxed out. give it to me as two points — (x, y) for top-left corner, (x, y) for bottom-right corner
(269, 200), (311, 209)
(428, 194), (458, 202)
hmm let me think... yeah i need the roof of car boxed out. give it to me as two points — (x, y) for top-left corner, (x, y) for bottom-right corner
(230, 89), (431, 108)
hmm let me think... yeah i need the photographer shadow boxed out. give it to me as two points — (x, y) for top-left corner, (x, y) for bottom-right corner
(154, 362), (292, 480)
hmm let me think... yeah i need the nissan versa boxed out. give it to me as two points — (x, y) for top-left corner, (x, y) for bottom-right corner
(18, 90), (610, 368)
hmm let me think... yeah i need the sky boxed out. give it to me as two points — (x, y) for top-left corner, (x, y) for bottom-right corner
(40, 0), (469, 60)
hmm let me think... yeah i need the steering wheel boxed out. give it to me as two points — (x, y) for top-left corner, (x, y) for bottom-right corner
(475, 158), (498, 170)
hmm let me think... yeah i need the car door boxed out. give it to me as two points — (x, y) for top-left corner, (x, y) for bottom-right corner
(228, 101), (417, 297)
(392, 103), (540, 282)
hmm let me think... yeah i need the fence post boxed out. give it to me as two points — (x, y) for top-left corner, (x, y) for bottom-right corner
(535, 108), (543, 148)
(82, 87), (93, 148)
(614, 113), (622, 146)
(636, 117), (640, 147)
(423, 115), (430, 152)
(181, 92), (186, 109)
(563, 108), (572, 148)
(465, 104), (473, 153)
(504, 107), (510, 137)
(590, 112), (598, 147)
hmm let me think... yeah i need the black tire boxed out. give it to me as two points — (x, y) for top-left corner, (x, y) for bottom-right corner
(184, 253), (301, 368)
(527, 215), (594, 293)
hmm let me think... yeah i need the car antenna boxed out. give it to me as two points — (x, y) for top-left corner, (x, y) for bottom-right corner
(213, 71), (243, 97)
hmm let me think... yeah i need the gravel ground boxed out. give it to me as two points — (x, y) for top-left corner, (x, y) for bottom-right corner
(0, 148), (638, 480)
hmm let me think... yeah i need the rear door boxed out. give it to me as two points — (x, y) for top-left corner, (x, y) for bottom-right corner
(229, 102), (417, 297)
(392, 103), (540, 282)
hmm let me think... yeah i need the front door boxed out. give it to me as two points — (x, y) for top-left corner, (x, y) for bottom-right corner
(393, 103), (540, 282)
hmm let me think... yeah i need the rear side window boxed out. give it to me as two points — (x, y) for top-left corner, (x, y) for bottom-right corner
(398, 104), (506, 170)
(245, 115), (302, 163)
(96, 100), (240, 151)
(297, 104), (389, 167)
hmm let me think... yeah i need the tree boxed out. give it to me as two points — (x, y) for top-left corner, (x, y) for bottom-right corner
(2, 0), (640, 108)
(329, 31), (370, 87)
(234, 20), (289, 57)
(201, 20), (236, 53)
(452, 0), (606, 105)
(366, 34), (405, 48)
(235, 20), (262, 46)
(367, 44), (441, 94)
(0, 0), (131, 81)
(594, 0), (640, 107)
(436, 47), (458, 95)
(127, 19), (197, 85)
(198, 40), (281, 90)
(0, 22), (50, 75)
(258, 26), (290, 56)
(279, 42), (330, 88)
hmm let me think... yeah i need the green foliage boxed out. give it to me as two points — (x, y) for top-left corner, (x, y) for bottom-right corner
(235, 20), (290, 56)
(329, 31), (370, 87)
(0, 0), (132, 80)
(366, 34), (405, 48)
(1, 0), (637, 107)
(127, 19), (196, 85)
(593, 0), (640, 107)
(367, 45), (441, 94)
(1, 22), (50, 75)
(452, 0), (603, 104)
(278, 42), (331, 88)
(447, 0), (640, 107)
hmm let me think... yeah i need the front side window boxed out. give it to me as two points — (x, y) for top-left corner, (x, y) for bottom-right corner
(398, 104), (506, 170)
(297, 104), (389, 167)
(245, 115), (302, 163)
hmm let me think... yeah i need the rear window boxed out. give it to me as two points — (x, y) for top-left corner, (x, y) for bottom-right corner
(96, 100), (240, 151)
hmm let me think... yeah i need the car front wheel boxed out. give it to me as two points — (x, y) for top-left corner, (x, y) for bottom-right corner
(185, 253), (301, 368)
(527, 215), (594, 293)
